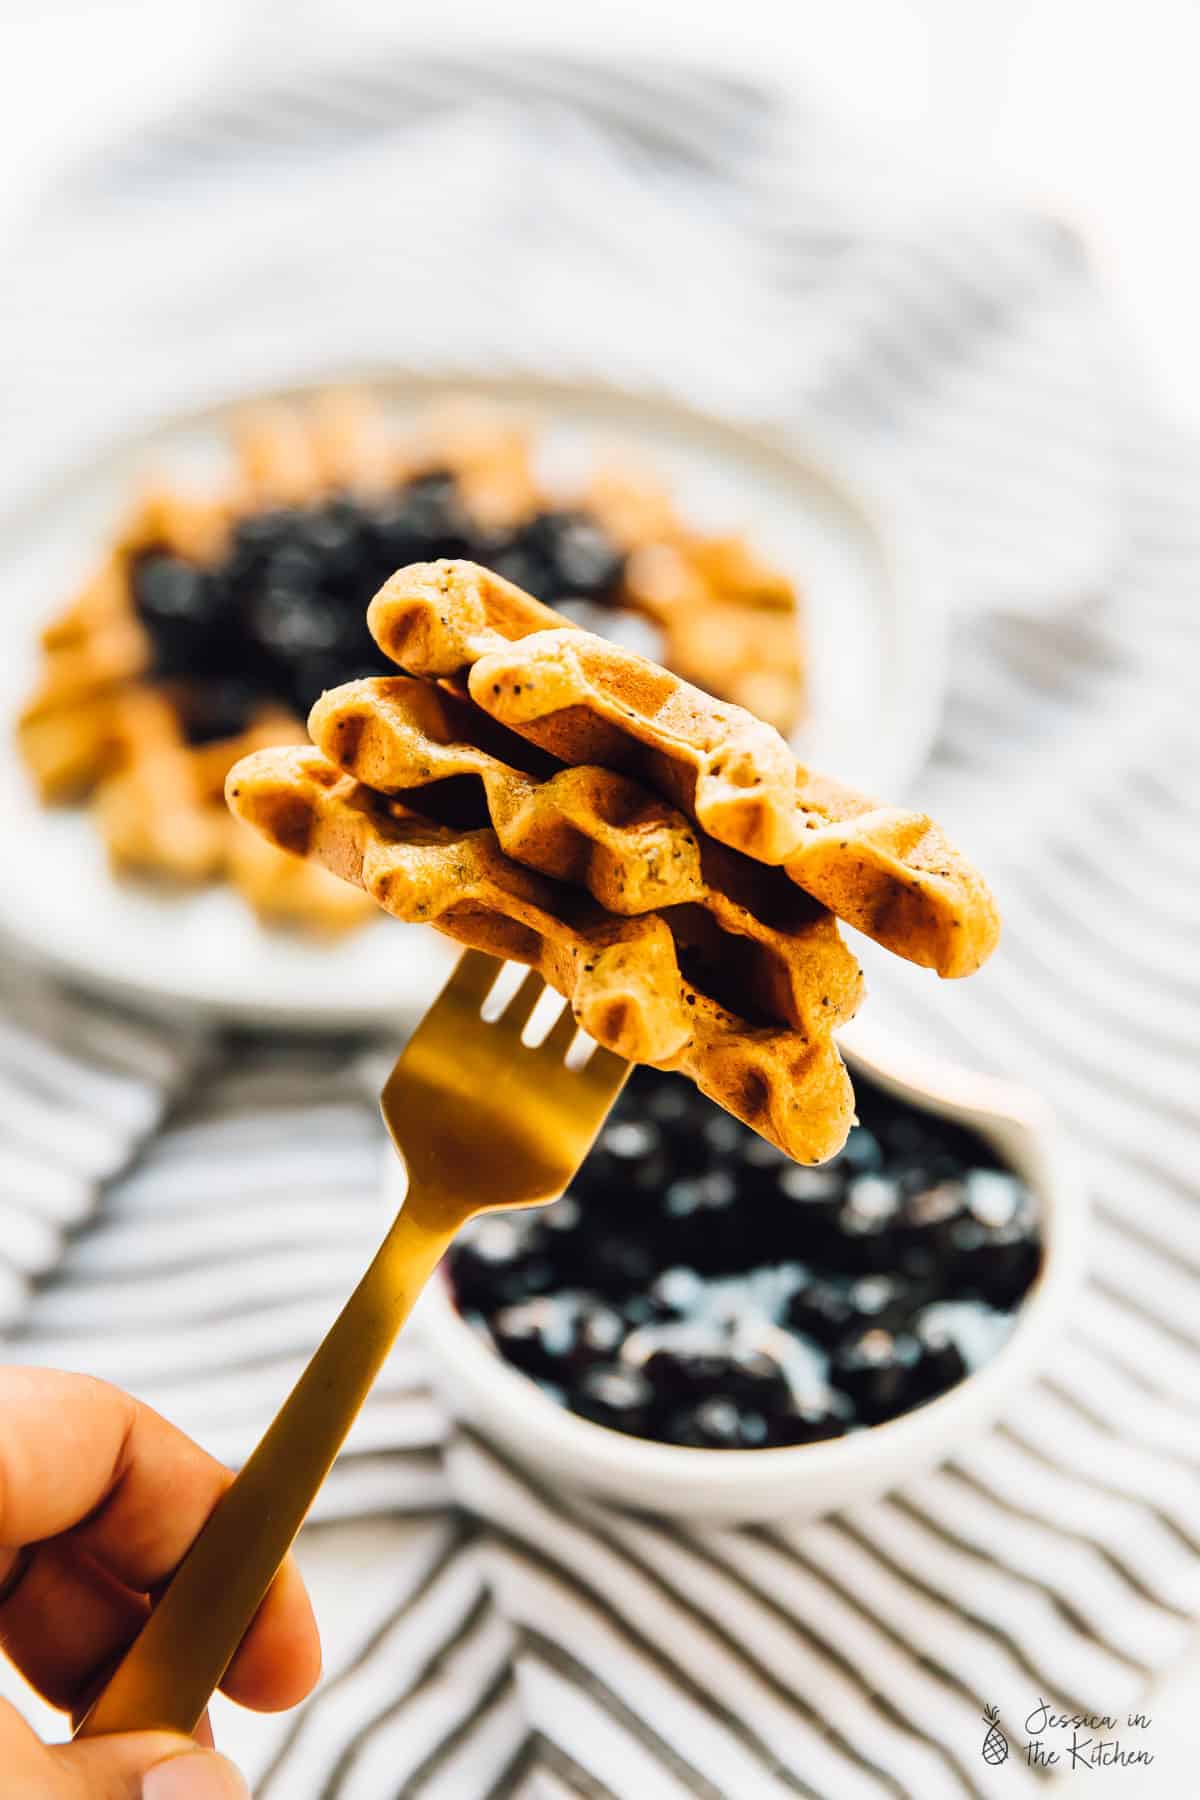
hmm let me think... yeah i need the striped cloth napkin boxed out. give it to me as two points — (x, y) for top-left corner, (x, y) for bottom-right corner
(3, 51), (1198, 1800)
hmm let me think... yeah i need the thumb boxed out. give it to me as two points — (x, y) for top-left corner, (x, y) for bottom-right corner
(51, 1732), (249, 1800)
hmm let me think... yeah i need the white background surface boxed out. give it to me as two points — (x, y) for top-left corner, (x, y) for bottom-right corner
(2, 3), (1196, 1788)
(4, 0), (1200, 429)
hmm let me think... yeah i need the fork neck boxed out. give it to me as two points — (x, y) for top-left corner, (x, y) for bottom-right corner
(392, 1176), (480, 1242)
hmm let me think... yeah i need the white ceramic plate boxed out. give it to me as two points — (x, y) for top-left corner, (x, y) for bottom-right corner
(0, 376), (946, 1028)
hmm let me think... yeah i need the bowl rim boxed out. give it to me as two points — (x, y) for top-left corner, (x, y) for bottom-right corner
(410, 1022), (1087, 1503)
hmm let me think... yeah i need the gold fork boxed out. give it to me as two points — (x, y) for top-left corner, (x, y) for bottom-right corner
(76, 949), (628, 1739)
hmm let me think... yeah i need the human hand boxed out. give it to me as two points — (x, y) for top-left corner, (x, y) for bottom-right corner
(0, 1366), (321, 1798)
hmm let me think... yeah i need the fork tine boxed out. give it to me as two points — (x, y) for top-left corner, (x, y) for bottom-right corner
(581, 1042), (632, 1095)
(540, 997), (581, 1061)
(496, 966), (547, 1034)
(447, 948), (503, 1012)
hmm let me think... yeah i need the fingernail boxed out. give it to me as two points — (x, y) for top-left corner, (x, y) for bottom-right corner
(143, 1749), (250, 1800)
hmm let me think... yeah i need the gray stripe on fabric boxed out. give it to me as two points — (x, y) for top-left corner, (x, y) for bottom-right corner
(568, 1504), (913, 1799)
(454, 1431), (911, 1798)
(487, 1530), (825, 1800)
(376, 1663), (518, 1798)
(257, 1522), (479, 1796)
(502, 1732), (622, 1800)
(892, 1487), (1153, 1676)
(320, 1587), (498, 1798)
(832, 1515), (1093, 1720)
(518, 1629), (738, 1800)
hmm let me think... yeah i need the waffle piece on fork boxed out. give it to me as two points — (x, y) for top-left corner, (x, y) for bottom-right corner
(227, 746), (855, 1165)
(368, 560), (1000, 977)
(307, 674), (864, 1036)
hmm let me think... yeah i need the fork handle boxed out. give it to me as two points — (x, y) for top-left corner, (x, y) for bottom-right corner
(75, 1191), (455, 1740)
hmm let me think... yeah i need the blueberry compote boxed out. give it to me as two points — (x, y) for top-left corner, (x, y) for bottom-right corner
(129, 477), (628, 740)
(446, 1065), (1043, 1447)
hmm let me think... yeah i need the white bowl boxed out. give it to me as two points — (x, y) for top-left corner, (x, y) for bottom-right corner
(408, 1024), (1086, 1524)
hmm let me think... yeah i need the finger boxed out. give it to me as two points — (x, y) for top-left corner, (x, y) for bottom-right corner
(138, 1750), (248, 1799)
(0, 1367), (229, 1586)
(66, 1741), (248, 1800)
(0, 1696), (71, 1794)
(0, 1695), (245, 1799)
(220, 1559), (322, 1711)
(2, 1539), (320, 1717)
(0, 1368), (227, 1571)
(0, 1367), (320, 1713)
(0, 1538), (146, 1710)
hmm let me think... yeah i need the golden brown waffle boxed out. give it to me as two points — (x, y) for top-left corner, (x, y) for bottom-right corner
(369, 560), (813, 861)
(584, 464), (804, 731)
(227, 746), (854, 1163)
(233, 390), (398, 504)
(19, 399), (382, 808)
(97, 688), (232, 882)
(368, 560), (1000, 978)
(307, 674), (863, 1035)
(408, 397), (540, 531)
(237, 394), (539, 525)
(18, 487), (231, 801)
(621, 536), (802, 730)
(94, 692), (374, 929)
(18, 408), (350, 859)
(582, 461), (680, 551)
(653, 597), (801, 740)
(227, 818), (379, 933)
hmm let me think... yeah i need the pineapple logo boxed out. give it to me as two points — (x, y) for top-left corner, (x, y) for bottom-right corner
(980, 1704), (1009, 1766)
